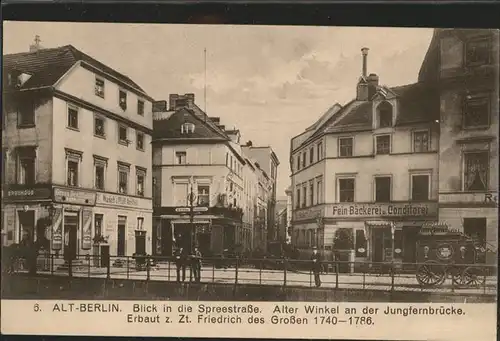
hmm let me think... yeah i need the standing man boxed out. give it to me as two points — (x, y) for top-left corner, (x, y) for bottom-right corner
(175, 247), (187, 282)
(311, 246), (322, 288)
(191, 246), (202, 283)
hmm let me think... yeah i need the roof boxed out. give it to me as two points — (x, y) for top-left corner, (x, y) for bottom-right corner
(3, 45), (146, 94)
(323, 82), (438, 133)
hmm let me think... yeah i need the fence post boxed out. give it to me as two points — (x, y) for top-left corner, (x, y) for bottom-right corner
(50, 254), (54, 275)
(106, 256), (110, 280)
(235, 256), (239, 285)
(483, 267), (487, 295)
(167, 258), (171, 282)
(127, 257), (130, 280)
(212, 261), (215, 283)
(146, 256), (151, 281)
(88, 255), (91, 278)
(68, 259), (73, 278)
(283, 257), (287, 287)
(390, 262), (395, 292)
(335, 262), (339, 289)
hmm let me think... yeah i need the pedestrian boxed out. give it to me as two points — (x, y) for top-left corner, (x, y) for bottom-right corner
(175, 247), (187, 282)
(191, 246), (202, 283)
(311, 246), (322, 288)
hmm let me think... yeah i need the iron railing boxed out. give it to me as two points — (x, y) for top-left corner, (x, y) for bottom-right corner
(3, 253), (497, 295)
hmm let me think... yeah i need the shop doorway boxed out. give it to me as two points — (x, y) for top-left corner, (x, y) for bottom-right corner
(372, 227), (392, 263)
(135, 230), (146, 255)
(402, 227), (420, 268)
(117, 216), (127, 256)
(18, 210), (35, 245)
(197, 231), (211, 256)
(63, 213), (78, 261)
(174, 223), (193, 252)
(159, 219), (173, 256)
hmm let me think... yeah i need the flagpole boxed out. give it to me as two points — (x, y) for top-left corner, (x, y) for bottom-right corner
(204, 48), (207, 115)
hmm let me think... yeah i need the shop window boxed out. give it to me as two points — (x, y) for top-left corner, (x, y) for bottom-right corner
(376, 135), (391, 155)
(17, 147), (36, 185)
(176, 151), (187, 165)
(338, 178), (355, 202)
(95, 77), (105, 98)
(411, 174), (430, 201)
(394, 230), (403, 259)
(67, 105), (79, 130)
(355, 230), (367, 257)
(375, 176), (391, 202)
(413, 131), (429, 152)
(339, 137), (353, 157)
(94, 214), (103, 237)
(94, 115), (106, 137)
(463, 151), (488, 191)
(197, 185), (210, 206)
(136, 167), (146, 197)
(466, 37), (490, 66)
(463, 93), (490, 129)
(118, 162), (130, 194)
(93, 156), (107, 190)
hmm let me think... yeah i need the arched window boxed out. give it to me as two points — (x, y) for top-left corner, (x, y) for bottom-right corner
(377, 101), (393, 128)
(180, 122), (195, 134)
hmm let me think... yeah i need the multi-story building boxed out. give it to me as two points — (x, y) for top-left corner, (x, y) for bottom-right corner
(2, 42), (154, 259)
(290, 47), (440, 265)
(241, 144), (280, 243)
(152, 94), (272, 256)
(419, 29), (499, 263)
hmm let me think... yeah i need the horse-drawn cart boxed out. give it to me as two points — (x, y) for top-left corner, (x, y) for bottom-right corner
(415, 225), (488, 288)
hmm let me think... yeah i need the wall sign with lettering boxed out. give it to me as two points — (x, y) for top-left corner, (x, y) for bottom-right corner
(51, 207), (63, 250)
(328, 203), (438, 218)
(81, 209), (93, 250)
(3, 185), (52, 202)
(54, 187), (96, 206)
(96, 192), (151, 210)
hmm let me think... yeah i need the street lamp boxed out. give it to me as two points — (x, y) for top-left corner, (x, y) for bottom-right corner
(187, 183), (197, 254)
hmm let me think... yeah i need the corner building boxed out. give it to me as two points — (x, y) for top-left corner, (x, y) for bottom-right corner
(419, 29), (499, 264)
(2, 43), (154, 258)
(290, 48), (439, 266)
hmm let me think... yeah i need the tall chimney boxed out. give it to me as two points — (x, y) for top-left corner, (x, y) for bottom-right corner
(361, 47), (369, 77)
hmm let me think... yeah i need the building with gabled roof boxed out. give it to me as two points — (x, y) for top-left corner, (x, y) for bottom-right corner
(151, 93), (275, 256)
(2, 39), (154, 260)
(289, 47), (440, 267)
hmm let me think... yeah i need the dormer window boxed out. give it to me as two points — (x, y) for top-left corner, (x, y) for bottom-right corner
(181, 122), (195, 134)
(377, 101), (393, 128)
(8, 71), (31, 88)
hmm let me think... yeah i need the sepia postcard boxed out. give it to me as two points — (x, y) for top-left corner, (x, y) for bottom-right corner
(1, 21), (498, 340)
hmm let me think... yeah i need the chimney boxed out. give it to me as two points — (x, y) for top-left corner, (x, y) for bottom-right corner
(361, 47), (369, 77)
(152, 100), (167, 112)
(367, 73), (379, 99)
(168, 94), (179, 110)
(29, 35), (43, 53)
(185, 93), (195, 107)
(209, 117), (220, 124)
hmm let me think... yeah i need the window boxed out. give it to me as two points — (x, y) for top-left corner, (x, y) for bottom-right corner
(338, 178), (355, 202)
(136, 167), (146, 197)
(119, 90), (127, 110)
(118, 163), (130, 194)
(137, 217), (144, 230)
(464, 152), (488, 191)
(316, 178), (323, 204)
(118, 125), (128, 144)
(93, 156), (107, 190)
(296, 154), (301, 171)
(137, 100), (145, 116)
(376, 135), (391, 155)
(375, 176), (391, 202)
(413, 131), (429, 152)
(302, 151), (306, 168)
(463, 94), (490, 129)
(394, 230), (403, 259)
(466, 38), (490, 66)
(309, 147), (314, 164)
(181, 122), (195, 134)
(67, 105), (79, 130)
(95, 77), (105, 98)
(136, 131), (145, 151)
(94, 116), (105, 137)
(174, 182), (189, 206)
(355, 230), (367, 257)
(176, 151), (187, 165)
(94, 214), (103, 237)
(67, 161), (78, 187)
(377, 101), (393, 128)
(296, 188), (301, 209)
(317, 142), (323, 161)
(339, 137), (353, 157)
(411, 174), (430, 201)
(198, 185), (210, 206)
(302, 185), (307, 208)
(17, 100), (35, 127)
(17, 148), (36, 185)
(309, 181), (314, 206)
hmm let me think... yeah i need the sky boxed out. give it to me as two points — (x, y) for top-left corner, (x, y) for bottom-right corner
(3, 22), (434, 199)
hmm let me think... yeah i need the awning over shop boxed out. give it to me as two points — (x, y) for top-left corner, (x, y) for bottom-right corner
(364, 221), (392, 227)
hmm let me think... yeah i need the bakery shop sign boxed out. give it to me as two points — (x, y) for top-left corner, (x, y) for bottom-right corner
(328, 202), (437, 218)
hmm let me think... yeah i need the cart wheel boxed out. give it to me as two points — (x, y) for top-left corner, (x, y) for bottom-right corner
(462, 267), (486, 287)
(416, 261), (445, 287)
(451, 267), (465, 286)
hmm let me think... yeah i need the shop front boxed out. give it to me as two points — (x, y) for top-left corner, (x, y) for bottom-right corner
(2, 184), (53, 247)
(94, 192), (153, 258)
(51, 186), (97, 260)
